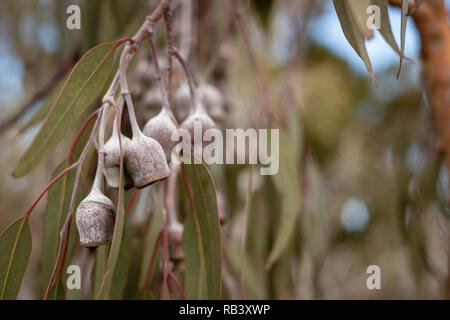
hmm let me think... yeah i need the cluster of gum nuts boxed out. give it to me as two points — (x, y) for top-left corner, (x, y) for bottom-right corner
(75, 77), (224, 248)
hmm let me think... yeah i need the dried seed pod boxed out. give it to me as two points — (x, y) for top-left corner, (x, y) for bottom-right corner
(126, 131), (171, 188)
(76, 189), (116, 248)
(180, 107), (216, 144)
(173, 83), (226, 122)
(143, 108), (178, 161)
(102, 133), (134, 189)
(200, 83), (226, 121)
(173, 83), (191, 121)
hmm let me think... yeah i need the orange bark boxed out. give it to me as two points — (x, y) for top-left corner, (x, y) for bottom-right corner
(392, 0), (450, 167)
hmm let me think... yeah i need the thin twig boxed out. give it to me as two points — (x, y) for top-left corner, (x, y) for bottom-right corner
(172, 47), (200, 111)
(148, 37), (171, 110)
(164, 0), (175, 107)
(144, 230), (163, 292)
(168, 271), (187, 299)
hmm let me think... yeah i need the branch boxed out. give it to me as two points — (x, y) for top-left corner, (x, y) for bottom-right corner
(391, 1), (450, 169)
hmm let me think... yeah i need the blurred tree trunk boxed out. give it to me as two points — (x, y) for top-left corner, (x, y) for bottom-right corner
(390, 0), (450, 298)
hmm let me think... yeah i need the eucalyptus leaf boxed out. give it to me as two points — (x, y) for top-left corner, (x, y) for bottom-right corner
(96, 147), (125, 299)
(266, 129), (302, 269)
(182, 163), (222, 300)
(369, 0), (402, 56)
(333, 0), (376, 83)
(397, 0), (408, 78)
(41, 161), (82, 298)
(14, 42), (118, 177)
(0, 217), (32, 300)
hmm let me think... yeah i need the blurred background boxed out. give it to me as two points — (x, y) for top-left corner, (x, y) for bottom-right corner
(0, 0), (449, 299)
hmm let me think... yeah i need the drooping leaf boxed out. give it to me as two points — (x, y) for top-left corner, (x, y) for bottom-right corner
(96, 144), (125, 299)
(41, 161), (82, 298)
(92, 245), (108, 298)
(182, 163), (222, 300)
(138, 188), (163, 293)
(0, 217), (32, 300)
(347, 0), (370, 38)
(46, 281), (65, 300)
(397, 0), (408, 78)
(266, 129), (302, 269)
(13, 42), (119, 177)
(109, 232), (131, 299)
(225, 242), (264, 299)
(369, 0), (402, 55)
(183, 200), (206, 299)
(21, 79), (65, 132)
(333, 0), (376, 84)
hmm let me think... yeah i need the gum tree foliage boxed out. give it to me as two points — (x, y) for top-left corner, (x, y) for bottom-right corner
(1, 0), (449, 300)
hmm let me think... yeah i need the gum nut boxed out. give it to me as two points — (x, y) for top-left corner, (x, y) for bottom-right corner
(125, 133), (171, 188)
(180, 109), (216, 140)
(143, 88), (162, 111)
(102, 135), (134, 189)
(76, 191), (116, 248)
(199, 84), (225, 120)
(173, 83), (191, 121)
(143, 109), (178, 161)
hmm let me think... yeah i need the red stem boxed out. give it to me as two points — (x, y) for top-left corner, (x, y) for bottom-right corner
(24, 163), (77, 220)
(124, 189), (140, 219)
(67, 109), (100, 164)
(168, 271), (187, 299)
(144, 230), (163, 291)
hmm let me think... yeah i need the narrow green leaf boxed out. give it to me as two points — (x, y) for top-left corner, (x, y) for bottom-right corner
(110, 232), (131, 299)
(92, 245), (108, 298)
(138, 188), (163, 292)
(182, 163), (222, 300)
(96, 146), (125, 300)
(13, 42), (118, 177)
(347, 0), (370, 37)
(0, 217), (32, 299)
(266, 129), (302, 269)
(397, 0), (408, 78)
(183, 200), (206, 299)
(225, 242), (264, 299)
(333, 0), (376, 83)
(46, 282), (65, 300)
(41, 161), (82, 297)
(21, 79), (65, 132)
(369, 0), (402, 55)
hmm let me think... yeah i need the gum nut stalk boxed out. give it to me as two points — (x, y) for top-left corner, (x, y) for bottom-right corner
(76, 190), (116, 248)
(125, 132), (171, 188)
(143, 108), (178, 161)
(102, 134), (134, 189)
